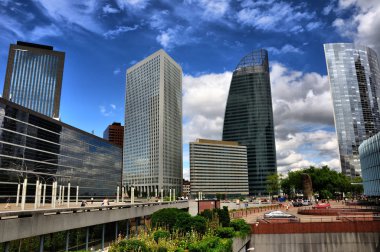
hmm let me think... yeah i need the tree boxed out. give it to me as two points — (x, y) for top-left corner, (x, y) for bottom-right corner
(266, 173), (280, 196)
(280, 166), (358, 199)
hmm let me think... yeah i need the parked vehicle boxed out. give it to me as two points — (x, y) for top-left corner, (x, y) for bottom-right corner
(264, 211), (297, 219)
(302, 200), (312, 206)
(313, 203), (331, 209)
(292, 201), (303, 207)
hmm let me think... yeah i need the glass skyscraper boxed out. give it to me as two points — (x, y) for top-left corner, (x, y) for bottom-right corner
(324, 43), (380, 177)
(223, 49), (277, 195)
(124, 49), (182, 196)
(3, 41), (65, 118)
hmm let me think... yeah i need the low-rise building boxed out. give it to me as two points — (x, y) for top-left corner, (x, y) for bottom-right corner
(0, 98), (122, 200)
(190, 139), (249, 197)
(359, 132), (380, 197)
(183, 179), (190, 197)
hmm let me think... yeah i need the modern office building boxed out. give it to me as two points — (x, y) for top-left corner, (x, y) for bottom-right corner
(359, 132), (380, 196)
(104, 122), (124, 148)
(190, 139), (249, 197)
(124, 49), (182, 197)
(0, 98), (122, 200)
(222, 49), (276, 195)
(3, 41), (65, 118)
(324, 43), (380, 177)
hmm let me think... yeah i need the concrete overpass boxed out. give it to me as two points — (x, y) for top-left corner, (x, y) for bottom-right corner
(0, 200), (189, 251)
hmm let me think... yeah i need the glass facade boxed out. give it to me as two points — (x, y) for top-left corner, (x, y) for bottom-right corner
(0, 98), (122, 200)
(359, 132), (380, 196)
(190, 139), (249, 196)
(3, 41), (64, 118)
(124, 50), (182, 196)
(222, 49), (277, 195)
(324, 43), (380, 177)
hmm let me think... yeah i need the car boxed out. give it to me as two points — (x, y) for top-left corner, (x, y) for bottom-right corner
(313, 203), (331, 209)
(292, 201), (303, 207)
(302, 200), (312, 206)
(264, 211), (297, 219)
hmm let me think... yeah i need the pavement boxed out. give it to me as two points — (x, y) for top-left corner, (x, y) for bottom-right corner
(241, 201), (369, 223)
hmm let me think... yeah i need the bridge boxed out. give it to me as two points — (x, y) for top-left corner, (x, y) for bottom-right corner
(0, 200), (189, 251)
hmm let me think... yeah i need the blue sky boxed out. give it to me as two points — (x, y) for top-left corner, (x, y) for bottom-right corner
(0, 0), (379, 179)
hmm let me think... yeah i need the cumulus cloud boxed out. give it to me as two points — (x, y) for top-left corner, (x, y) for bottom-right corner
(102, 4), (120, 14)
(182, 63), (339, 175)
(334, 0), (380, 55)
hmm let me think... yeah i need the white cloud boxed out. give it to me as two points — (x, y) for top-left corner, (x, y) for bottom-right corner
(102, 4), (120, 14)
(99, 104), (117, 116)
(30, 24), (62, 40)
(34, 0), (102, 33)
(236, 1), (315, 33)
(103, 25), (138, 39)
(334, 0), (380, 55)
(182, 63), (339, 176)
(115, 0), (149, 10)
(183, 72), (232, 143)
(113, 68), (121, 75)
(156, 25), (199, 49)
(267, 44), (303, 55)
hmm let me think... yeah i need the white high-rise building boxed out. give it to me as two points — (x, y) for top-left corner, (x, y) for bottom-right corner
(124, 49), (182, 197)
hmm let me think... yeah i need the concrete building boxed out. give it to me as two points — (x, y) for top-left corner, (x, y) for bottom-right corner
(183, 179), (190, 197)
(324, 43), (380, 177)
(104, 122), (124, 148)
(190, 139), (249, 197)
(359, 132), (380, 196)
(223, 49), (276, 195)
(124, 49), (182, 197)
(3, 41), (65, 118)
(0, 98), (122, 200)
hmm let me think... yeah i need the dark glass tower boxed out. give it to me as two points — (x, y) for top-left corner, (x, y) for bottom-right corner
(222, 49), (277, 195)
(3, 41), (65, 118)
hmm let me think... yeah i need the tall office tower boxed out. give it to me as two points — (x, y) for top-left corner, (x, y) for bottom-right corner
(324, 43), (380, 177)
(190, 139), (249, 197)
(104, 122), (124, 148)
(124, 49), (182, 197)
(3, 41), (65, 118)
(223, 49), (277, 195)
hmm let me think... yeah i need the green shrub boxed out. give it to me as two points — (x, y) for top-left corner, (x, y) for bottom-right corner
(153, 230), (170, 243)
(218, 206), (230, 227)
(230, 219), (251, 237)
(188, 236), (232, 252)
(151, 208), (183, 230)
(110, 239), (148, 252)
(215, 227), (235, 238)
(191, 215), (207, 234)
(175, 212), (193, 233)
(157, 247), (168, 252)
(199, 209), (213, 220)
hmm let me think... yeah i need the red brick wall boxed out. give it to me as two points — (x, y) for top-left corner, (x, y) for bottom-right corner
(198, 200), (220, 213)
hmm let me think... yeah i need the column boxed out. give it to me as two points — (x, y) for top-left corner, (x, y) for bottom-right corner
(65, 230), (69, 251)
(21, 178), (27, 210)
(85, 227), (89, 251)
(101, 224), (105, 251)
(16, 183), (20, 207)
(67, 183), (71, 208)
(42, 183), (46, 206)
(76, 186), (79, 205)
(39, 235), (44, 252)
(126, 219), (130, 239)
(34, 180), (39, 209)
(116, 186), (119, 204)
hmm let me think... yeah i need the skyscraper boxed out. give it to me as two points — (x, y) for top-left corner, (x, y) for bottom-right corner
(223, 49), (277, 195)
(124, 49), (182, 196)
(324, 43), (380, 177)
(3, 41), (65, 118)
